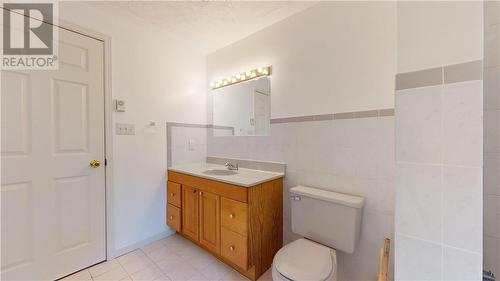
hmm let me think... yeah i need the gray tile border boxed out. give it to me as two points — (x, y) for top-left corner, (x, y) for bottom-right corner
(396, 67), (443, 90)
(206, 156), (286, 173)
(269, 108), (394, 124)
(333, 112), (356, 120)
(355, 110), (379, 118)
(444, 60), (483, 84)
(379, 108), (395, 117)
(396, 60), (484, 91)
(270, 115), (314, 124)
(312, 113), (334, 121)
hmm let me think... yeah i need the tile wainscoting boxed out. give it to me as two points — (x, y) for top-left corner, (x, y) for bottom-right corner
(395, 60), (483, 280)
(484, 1), (500, 276)
(167, 108), (395, 280)
(206, 111), (395, 281)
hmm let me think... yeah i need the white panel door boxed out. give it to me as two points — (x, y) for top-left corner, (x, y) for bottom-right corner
(1, 24), (106, 280)
(253, 91), (270, 136)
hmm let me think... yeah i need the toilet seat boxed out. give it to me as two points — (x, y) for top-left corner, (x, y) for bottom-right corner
(272, 238), (337, 281)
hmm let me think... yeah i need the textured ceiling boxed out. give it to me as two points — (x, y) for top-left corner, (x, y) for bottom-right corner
(86, 1), (317, 53)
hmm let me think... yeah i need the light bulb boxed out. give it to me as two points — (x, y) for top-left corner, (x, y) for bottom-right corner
(251, 71), (256, 77)
(231, 77), (237, 83)
(257, 67), (264, 73)
(210, 81), (216, 88)
(245, 70), (252, 77)
(235, 73), (241, 80)
(263, 68), (269, 75)
(240, 73), (246, 80)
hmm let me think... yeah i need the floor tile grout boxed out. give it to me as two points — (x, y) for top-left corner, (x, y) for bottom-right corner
(62, 234), (263, 281)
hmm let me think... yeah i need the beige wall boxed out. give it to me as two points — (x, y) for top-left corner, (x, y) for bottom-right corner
(207, 2), (397, 119)
(59, 2), (207, 255)
(397, 1), (483, 73)
(484, 0), (500, 276)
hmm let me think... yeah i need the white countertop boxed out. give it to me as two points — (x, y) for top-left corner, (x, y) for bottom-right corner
(168, 163), (284, 187)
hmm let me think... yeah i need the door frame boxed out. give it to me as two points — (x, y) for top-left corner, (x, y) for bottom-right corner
(55, 20), (116, 260)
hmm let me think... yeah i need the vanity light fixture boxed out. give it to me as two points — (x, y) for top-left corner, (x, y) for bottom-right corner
(211, 66), (271, 89)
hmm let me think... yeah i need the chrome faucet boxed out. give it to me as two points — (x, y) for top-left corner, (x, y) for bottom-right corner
(225, 162), (239, 170)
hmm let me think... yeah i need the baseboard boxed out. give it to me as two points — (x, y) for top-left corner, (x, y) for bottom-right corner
(109, 229), (175, 259)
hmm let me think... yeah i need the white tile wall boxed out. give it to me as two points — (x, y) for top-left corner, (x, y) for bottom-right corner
(442, 246), (482, 281)
(484, 1), (500, 276)
(395, 79), (483, 280)
(443, 81), (483, 167)
(169, 127), (207, 166)
(208, 116), (395, 281)
(395, 235), (442, 280)
(396, 163), (442, 243)
(395, 86), (442, 163)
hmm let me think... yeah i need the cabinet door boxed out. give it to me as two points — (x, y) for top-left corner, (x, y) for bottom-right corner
(199, 191), (220, 254)
(182, 185), (199, 241)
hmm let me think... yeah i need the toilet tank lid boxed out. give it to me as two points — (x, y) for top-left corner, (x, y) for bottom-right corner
(291, 186), (364, 209)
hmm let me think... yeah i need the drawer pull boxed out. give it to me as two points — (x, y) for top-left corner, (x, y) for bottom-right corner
(199, 191), (203, 196)
(169, 215), (174, 220)
(229, 213), (235, 219)
(171, 193), (175, 197)
(229, 245), (235, 251)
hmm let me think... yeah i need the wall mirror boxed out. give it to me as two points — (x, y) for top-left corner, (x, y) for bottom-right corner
(212, 77), (271, 136)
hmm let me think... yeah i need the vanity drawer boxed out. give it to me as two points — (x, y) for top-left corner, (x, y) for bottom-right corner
(167, 181), (181, 207)
(221, 227), (247, 270)
(167, 203), (181, 232)
(221, 197), (248, 236)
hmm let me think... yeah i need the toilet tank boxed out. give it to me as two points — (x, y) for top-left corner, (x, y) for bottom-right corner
(290, 185), (364, 254)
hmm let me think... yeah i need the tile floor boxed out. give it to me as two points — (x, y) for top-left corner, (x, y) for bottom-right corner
(60, 234), (273, 281)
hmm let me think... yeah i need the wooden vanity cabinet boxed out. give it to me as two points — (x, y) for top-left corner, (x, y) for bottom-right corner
(167, 170), (283, 281)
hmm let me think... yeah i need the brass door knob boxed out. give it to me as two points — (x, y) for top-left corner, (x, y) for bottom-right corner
(90, 160), (100, 168)
(169, 215), (174, 220)
(229, 246), (235, 251)
(229, 213), (234, 219)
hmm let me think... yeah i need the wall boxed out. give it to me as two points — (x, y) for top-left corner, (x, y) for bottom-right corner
(395, 1), (483, 280)
(207, 1), (397, 119)
(484, 0), (500, 276)
(59, 3), (207, 255)
(206, 2), (397, 280)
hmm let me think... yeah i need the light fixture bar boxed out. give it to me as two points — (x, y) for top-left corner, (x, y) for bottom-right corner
(210, 66), (272, 90)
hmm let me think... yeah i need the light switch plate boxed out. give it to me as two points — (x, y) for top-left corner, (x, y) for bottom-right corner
(116, 123), (135, 135)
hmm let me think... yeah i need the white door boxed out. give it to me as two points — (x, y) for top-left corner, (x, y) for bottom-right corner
(1, 22), (106, 280)
(253, 90), (270, 136)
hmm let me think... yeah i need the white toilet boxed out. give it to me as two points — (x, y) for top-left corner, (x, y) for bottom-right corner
(272, 185), (364, 281)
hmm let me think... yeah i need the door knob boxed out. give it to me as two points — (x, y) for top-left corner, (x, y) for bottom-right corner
(90, 160), (100, 168)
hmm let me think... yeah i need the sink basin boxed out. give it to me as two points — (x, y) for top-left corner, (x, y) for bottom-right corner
(202, 169), (237, 176)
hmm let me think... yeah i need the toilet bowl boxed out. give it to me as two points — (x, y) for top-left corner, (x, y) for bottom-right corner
(272, 238), (338, 281)
(270, 186), (364, 281)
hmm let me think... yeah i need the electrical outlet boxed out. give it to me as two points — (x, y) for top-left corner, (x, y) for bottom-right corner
(116, 123), (135, 135)
(188, 140), (195, 151)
